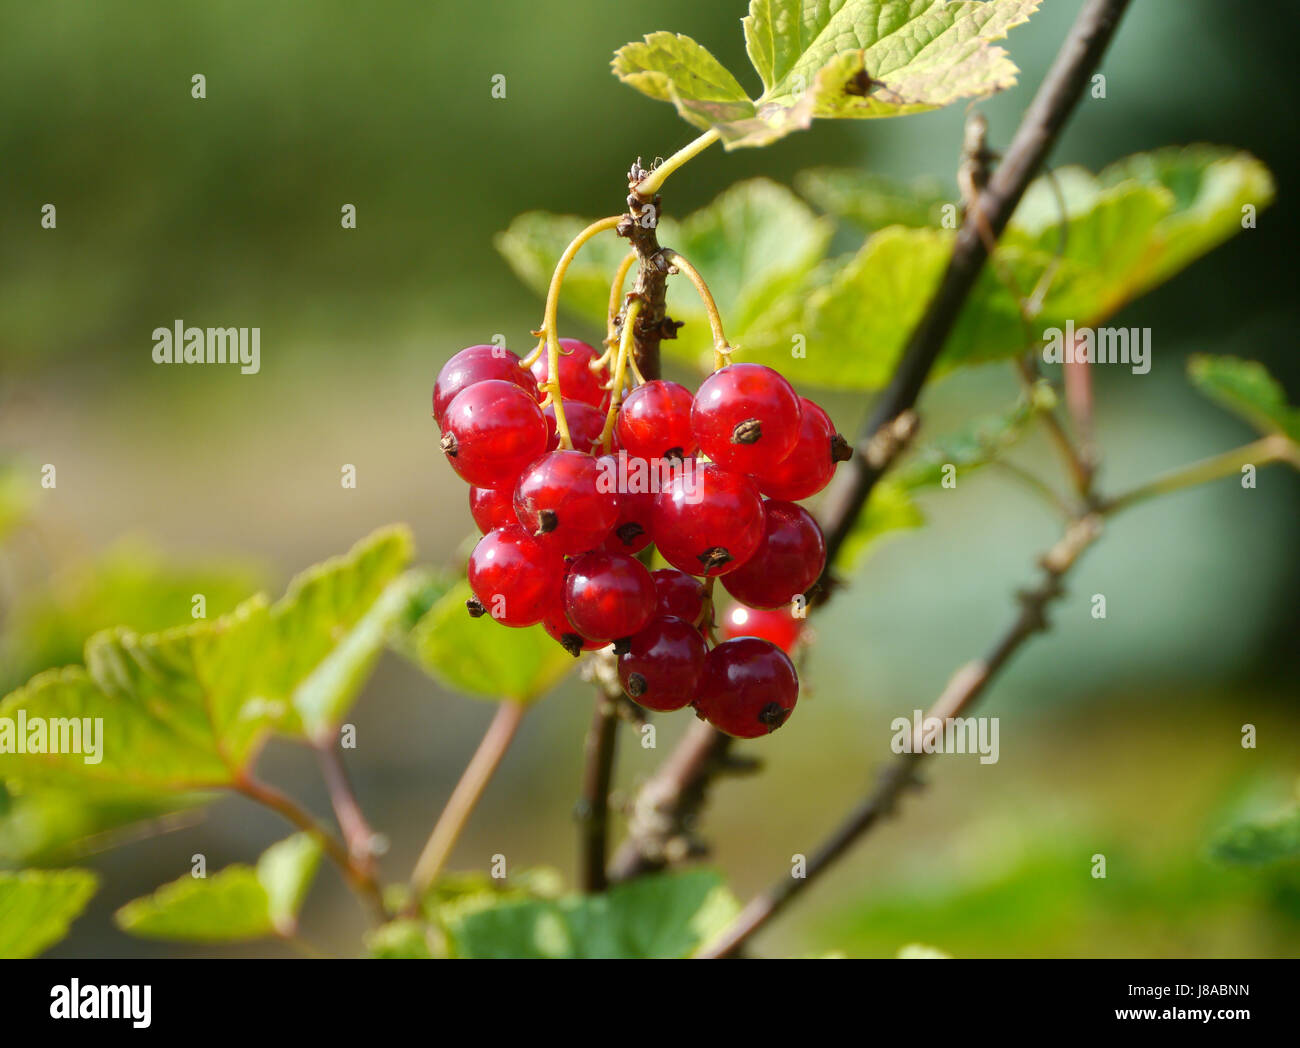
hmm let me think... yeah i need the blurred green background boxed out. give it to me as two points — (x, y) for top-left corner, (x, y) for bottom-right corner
(1, 0), (1297, 958)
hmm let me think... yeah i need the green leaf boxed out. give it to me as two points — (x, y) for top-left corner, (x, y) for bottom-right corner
(894, 381), (1057, 490)
(494, 211), (636, 334)
(0, 598), (278, 791)
(796, 168), (952, 231)
(1209, 804), (1300, 867)
(0, 868), (97, 958)
(0, 542), (264, 694)
(611, 32), (754, 135)
(1188, 355), (1300, 444)
(115, 833), (321, 941)
(614, 0), (1040, 149)
(402, 580), (574, 702)
(0, 782), (207, 866)
(445, 869), (740, 959)
(838, 479), (924, 572)
(366, 919), (436, 959)
(271, 525), (416, 741)
(0, 527), (415, 791)
(898, 942), (952, 958)
(497, 180), (831, 374)
(799, 147), (1274, 389)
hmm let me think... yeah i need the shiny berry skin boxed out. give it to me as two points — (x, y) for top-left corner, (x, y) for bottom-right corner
(652, 568), (706, 624)
(618, 616), (707, 712)
(468, 485), (516, 534)
(543, 399), (607, 453)
(604, 486), (654, 555)
(441, 380), (548, 488)
(691, 363), (802, 474)
(530, 338), (607, 408)
(562, 550), (656, 642)
(653, 462), (764, 577)
(542, 592), (605, 657)
(751, 398), (850, 501)
(721, 602), (803, 654)
(467, 525), (564, 627)
(514, 450), (619, 555)
(695, 637), (799, 738)
(433, 344), (538, 428)
(721, 501), (826, 610)
(616, 380), (697, 460)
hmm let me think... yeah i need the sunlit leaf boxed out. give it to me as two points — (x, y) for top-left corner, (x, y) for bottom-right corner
(0, 868), (97, 958)
(115, 833), (321, 941)
(445, 869), (740, 959)
(403, 580), (575, 703)
(1188, 355), (1300, 444)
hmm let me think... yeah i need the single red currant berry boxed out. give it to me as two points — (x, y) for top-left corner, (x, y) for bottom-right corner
(720, 602), (803, 654)
(543, 399), (607, 453)
(433, 344), (538, 428)
(467, 524), (564, 627)
(618, 616), (707, 712)
(514, 450), (619, 555)
(653, 461), (764, 577)
(441, 380), (548, 488)
(751, 398), (851, 501)
(468, 485), (516, 534)
(562, 550), (656, 642)
(529, 338), (607, 408)
(604, 486), (654, 555)
(651, 568), (706, 624)
(542, 591), (605, 657)
(721, 501), (826, 610)
(616, 380), (698, 460)
(691, 363), (802, 474)
(695, 637), (799, 738)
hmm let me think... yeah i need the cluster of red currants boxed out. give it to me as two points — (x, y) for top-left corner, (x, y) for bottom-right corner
(433, 339), (849, 738)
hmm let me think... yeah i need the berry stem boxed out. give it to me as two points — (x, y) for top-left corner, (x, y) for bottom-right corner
(532, 214), (624, 448)
(632, 129), (721, 199)
(606, 249), (638, 350)
(599, 297), (643, 453)
(405, 701), (526, 910)
(661, 249), (730, 369)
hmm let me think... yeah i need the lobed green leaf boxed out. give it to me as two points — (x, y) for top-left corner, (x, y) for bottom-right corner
(115, 833), (321, 941)
(1187, 355), (1300, 444)
(0, 868), (97, 958)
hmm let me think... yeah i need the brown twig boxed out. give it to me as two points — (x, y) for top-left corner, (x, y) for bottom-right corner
(701, 514), (1104, 957)
(316, 741), (380, 874)
(578, 674), (622, 893)
(235, 772), (386, 920)
(611, 0), (1133, 883)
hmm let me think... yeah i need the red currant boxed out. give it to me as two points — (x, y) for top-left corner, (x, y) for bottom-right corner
(720, 602), (803, 654)
(651, 568), (706, 624)
(751, 398), (851, 501)
(543, 399), (607, 453)
(604, 486), (654, 555)
(694, 637), (799, 738)
(468, 485), (516, 534)
(514, 450), (619, 555)
(530, 338), (607, 408)
(542, 591), (606, 657)
(616, 380), (697, 460)
(467, 524), (564, 627)
(653, 462), (764, 577)
(618, 616), (707, 712)
(691, 363), (802, 474)
(721, 501), (826, 610)
(441, 380), (548, 488)
(563, 550), (656, 642)
(433, 344), (538, 428)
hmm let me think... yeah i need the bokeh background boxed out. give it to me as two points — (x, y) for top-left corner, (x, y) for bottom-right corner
(2, 0), (1297, 958)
